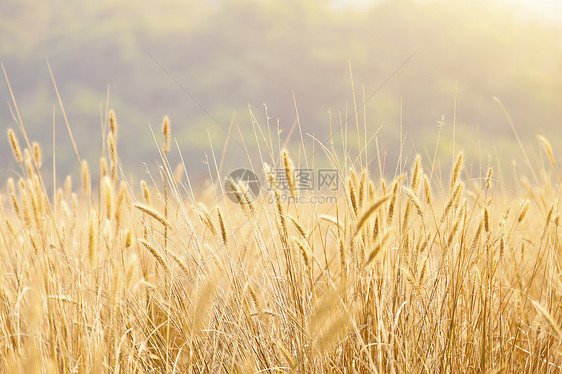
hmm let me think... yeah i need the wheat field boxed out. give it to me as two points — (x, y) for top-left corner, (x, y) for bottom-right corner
(0, 107), (561, 373)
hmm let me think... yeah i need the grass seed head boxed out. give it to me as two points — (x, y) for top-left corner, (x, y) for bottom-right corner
(288, 215), (307, 239)
(32, 142), (42, 169)
(64, 175), (72, 199)
(140, 239), (170, 273)
(7, 178), (19, 215)
(339, 238), (347, 280)
(486, 167), (493, 189)
(387, 180), (400, 225)
(108, 132), (117, 163)
(88, 209), (97, 265)
(115, 182), (128, 228)
(366, 228), (392, 266)
(134, 203), (171, 228)
(411, 155), (421, 194)
(368, 180), (376, 202)
(217, 207), (228, 245)
(141, 180), (151, 205)
(7, 128), (22, 164)
(162, 115), (171, 153)
(198, 203), (218, 237)
(283, 150), (296, 198)
(348, 178), (358, 216)
(450, 151), (464, 191)
(403, 186), (423, 216)
(294, 237), (310, 270)
(423, 174), (431, 204)
(100, 157), (108, 178)
(125, 229), (133, 248)
(109, 109), (118, 138)
(81, 160), (90, 196)
(358, 170), (367, 208)
(538, 135), (556, 168)
(354, 193), (393, 238)
(103, 176), (113, 221)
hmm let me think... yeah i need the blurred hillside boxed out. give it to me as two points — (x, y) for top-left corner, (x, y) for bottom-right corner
(1, 0), (561, 183)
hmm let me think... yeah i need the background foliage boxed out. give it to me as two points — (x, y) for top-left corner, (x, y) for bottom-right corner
(1, 0), (561, 182)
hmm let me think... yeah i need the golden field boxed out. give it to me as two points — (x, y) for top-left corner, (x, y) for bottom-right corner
(0, 109), (561, 373)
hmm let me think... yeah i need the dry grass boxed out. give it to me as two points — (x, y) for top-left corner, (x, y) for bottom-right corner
(0, 108), (561, 374)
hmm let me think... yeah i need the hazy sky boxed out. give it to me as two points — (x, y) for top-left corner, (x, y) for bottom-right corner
(335, 0), (562, 24)
(509, 0), (562, 24)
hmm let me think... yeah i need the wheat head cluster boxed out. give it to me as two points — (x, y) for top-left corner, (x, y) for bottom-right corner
(0, 108), (561, 373)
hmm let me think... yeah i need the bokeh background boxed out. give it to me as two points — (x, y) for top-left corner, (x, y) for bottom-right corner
(1, 0), (561, 186)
